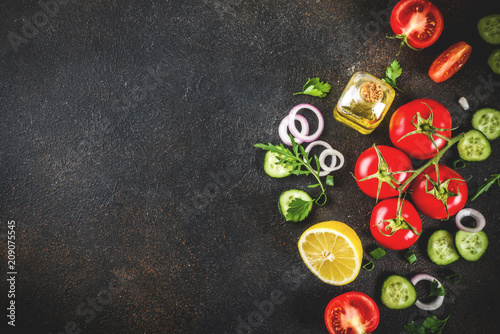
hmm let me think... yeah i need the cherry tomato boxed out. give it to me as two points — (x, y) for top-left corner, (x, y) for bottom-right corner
(390, 0), (444, 50)
(355, 145), (413, 201)
(325, 291), (380, 334)
(389, 98), (452, 160)
(410, 164), (468, 220)
(370, 198), (422, 250)
(429, 41), (472, 83)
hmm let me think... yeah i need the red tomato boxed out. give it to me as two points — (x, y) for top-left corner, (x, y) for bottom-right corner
(429, 42), (472, 83)
(325, 292), (380, 334)
(389, 98), (452, 160)
(390, 0), (444, 49)
(355, 145), (413, 200)
(410, 164), (468, 220)
(370, 198), (422, 250)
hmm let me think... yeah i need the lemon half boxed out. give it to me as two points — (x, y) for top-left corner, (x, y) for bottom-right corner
(298, 221), (363, 286)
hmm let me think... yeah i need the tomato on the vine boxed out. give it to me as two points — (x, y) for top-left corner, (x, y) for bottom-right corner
(389, 98), (452, 160)
(390, 0), (444, 51)
(370, 198), (422, 250)
(429, 42), (472, 83)
(325, 291), (380, 334)
(410, 164), (468, 220)
(354, 145), (413, 201)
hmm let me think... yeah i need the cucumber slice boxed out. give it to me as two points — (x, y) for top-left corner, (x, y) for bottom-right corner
(457, 130), (491, 162)
(278, 189), (312, 222)
(488, 49), (500, 74)
(427, 230), (460, 265)
(381, 275), (417, 309)
(455, 230), (488, 261)
(478, 14), (500, 45)
(263, 149), (293, 178)
(472, 107), (500, 140)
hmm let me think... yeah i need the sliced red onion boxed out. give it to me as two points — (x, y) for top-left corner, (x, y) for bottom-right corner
(288, 104), (324, 142)
(304, 141), (334, 177)
(319, 148), (345, 172)
(455, 208), (486, 233)
(279, 115), (310, 146)
(411, 274), (444, 311)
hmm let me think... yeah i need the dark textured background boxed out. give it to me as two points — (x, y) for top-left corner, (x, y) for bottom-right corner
(1, 0), (499, 333)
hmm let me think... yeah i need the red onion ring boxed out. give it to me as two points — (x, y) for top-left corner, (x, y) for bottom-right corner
(304, 141), (334, 177)
(288, 104), (324, 142)
(279, 115), (310, 146)
(455, 208), (486, 233)
(319, 148), (345, 172)
(411, 274), (444, 311)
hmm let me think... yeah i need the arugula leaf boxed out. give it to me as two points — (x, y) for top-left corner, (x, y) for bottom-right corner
(381, 59), (403, 92)
(428, 280), (446, 297)
(404, 314), (450, 334)
(293, 78), (331, 98)
(471, 172), (500, 201)
(254, 135), (330, 221)
(285, 197), (313, 222)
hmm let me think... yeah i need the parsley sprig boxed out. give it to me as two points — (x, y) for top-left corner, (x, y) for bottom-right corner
(429, 280), (446, 297)
(254, 135), (331, 221)
(293, 78), (331, 98)
(382, 59), (403, 92)
(404, 314), (450, 334)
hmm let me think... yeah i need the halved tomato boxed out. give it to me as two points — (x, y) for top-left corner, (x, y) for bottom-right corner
(325, 292), (380, 334)
(429, 41), (472, 83)
(390, 0), (444, 50)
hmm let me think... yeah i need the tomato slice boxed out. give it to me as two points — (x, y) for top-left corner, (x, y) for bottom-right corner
(429, 42), (472, 83)
(390, 0), (444, 50)
(325, 292), (380, 334)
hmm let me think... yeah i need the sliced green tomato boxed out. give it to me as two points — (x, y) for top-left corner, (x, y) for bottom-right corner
(472, 107), (500, 140)
(457, 130), (491, 162)
(478, 14), (500, 44)
(427, 230), (460, 265)
(455, 230), (488, 261)
(263, 150), (293, 178)
(381, 275), (417, 310)
(278, 189), (312, 222)
(488, 49), (500, 74)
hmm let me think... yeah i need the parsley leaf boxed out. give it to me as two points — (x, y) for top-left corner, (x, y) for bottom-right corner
(293, 78), (331, 98)
(254, 135), (330, 221)
(428, 280), (446, 297)
(285, 197), (314, 222)
(471, 172), (500, 201)
(404, 314), (450, 334)
(381, 59), (403, 92)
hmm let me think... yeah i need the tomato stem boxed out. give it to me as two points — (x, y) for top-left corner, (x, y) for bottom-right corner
(397, 132), (465, 194)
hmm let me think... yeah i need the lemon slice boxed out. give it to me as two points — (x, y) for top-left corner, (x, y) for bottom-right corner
(298, 221), (363, 286)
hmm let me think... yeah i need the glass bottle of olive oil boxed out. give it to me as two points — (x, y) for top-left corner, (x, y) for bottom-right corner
(333, 72), (395, 134)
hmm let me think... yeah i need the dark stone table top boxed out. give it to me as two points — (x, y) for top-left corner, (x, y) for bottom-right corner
(1, 0), (499, 333)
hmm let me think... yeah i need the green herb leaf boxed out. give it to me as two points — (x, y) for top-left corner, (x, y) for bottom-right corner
(285, 197), (313, 222)
(404, 314), (450, 334)
(381, 59), (403, 92)
(405, 250), (417, 264)
(326, 175), (334, 186)
(428, 280), (446, 297)
(255, 135), (329, 209)
(471, 172), (500, 201)
(293, 78), (331, 98)
(369, 247), (387, 260)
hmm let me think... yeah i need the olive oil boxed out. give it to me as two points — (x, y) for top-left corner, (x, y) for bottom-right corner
(333, 72), (395, 134)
